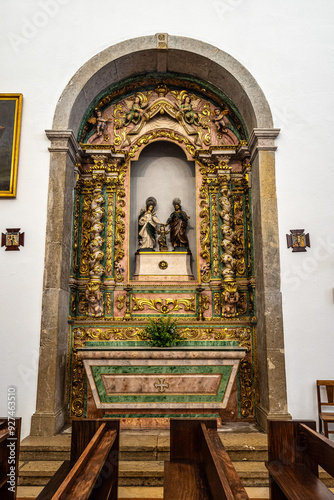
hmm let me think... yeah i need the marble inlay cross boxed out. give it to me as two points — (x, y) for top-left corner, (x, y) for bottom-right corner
(154, 378), (169, 393)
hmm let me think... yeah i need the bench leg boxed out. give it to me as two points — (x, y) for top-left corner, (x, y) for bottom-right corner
(324, 421), (329, 438)
(270, 477), (288, 500)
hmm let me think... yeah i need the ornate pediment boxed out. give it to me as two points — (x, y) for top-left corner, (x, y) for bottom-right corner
(79, 75), (247, 152)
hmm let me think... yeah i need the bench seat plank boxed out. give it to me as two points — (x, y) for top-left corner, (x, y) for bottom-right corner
(268, 462), (334, 500)
(51, 428), (117, 500)
(164, 461), (212, 500)
(206, 428), (249, 500)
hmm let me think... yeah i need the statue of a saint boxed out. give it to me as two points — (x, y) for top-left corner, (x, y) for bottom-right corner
(166, 198), (190, 251)
(138, 197), (163, 251)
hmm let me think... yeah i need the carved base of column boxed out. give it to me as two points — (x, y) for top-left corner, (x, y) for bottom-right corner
(255, 403), (292, 432)
(30, 406), (67, 436)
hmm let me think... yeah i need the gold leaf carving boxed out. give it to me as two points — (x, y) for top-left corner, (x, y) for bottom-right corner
(116, 294), (126, 311)
(132, 297), (196, 314)
(199, 182), (211, 282)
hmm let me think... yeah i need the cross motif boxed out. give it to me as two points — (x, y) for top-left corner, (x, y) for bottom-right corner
(154, 378), (169, 393)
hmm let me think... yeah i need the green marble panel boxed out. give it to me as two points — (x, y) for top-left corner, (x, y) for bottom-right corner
(92, 364), (232, 403)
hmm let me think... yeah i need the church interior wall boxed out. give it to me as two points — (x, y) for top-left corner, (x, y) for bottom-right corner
(1, 0), (333, 438)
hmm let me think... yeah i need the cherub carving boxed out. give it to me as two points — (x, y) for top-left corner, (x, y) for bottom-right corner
(85, 282), (103, 317)
(222, 283), (239, 317)
(212, 106), (231, 132)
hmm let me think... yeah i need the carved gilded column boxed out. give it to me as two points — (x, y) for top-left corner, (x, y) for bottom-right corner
(85, 167), (106, 318)
(218, 161), (239, 318)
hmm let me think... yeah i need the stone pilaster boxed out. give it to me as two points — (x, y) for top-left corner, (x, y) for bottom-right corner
(249, 128), (291, 430)
(30, 130), (79, 436)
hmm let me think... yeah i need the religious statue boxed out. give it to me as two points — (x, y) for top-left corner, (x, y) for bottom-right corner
(157, 224), (170, 252)
(177, 94), (199, 126)
(166, 198), (190, 250)
(123, 95), (148, 127)
(138, 197), (163, 251)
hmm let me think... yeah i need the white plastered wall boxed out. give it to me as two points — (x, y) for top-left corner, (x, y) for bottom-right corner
(0, 0), (333, 438)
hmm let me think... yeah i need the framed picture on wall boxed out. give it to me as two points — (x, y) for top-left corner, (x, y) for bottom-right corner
(0, 94), (23, 198)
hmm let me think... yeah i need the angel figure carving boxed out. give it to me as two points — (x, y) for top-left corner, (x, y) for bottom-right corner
(123, 94), (148, 127)
(177, 94), (200, 126)
(212, 107), (230, 132)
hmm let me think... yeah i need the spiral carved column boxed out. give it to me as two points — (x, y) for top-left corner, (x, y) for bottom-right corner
(86, 172), (106, 317)
(218, 162), (239, 318)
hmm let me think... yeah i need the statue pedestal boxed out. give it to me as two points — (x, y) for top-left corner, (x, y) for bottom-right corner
(133, 251), (194, 281)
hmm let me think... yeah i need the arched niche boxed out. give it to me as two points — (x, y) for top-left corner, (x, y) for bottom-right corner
(31, 34), (290, 437)
(129, 141), (197, 278)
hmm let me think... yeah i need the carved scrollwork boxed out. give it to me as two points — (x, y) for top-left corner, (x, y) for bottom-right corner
(70, 327), (112, 418)
(114, 185), (126, 282)
(239, 358), (254, 418)
(233, 194), (246, 276)
(80, 192), (92, 276)
(199, 182), (211, 282)
(72, 190), (80, 274)
(132, 297), (196, 314)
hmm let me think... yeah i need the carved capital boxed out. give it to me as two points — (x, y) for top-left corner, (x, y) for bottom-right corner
(45, 129), (80, 164)
(248, 128), (280, 162)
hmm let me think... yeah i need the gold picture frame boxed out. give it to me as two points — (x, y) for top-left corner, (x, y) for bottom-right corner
(0, 94), (23, 198)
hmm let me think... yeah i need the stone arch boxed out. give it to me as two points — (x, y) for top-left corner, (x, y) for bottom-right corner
(31, 34), (289, 436)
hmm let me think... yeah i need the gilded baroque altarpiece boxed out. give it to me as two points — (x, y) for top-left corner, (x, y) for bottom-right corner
(67, 74), (257, 422)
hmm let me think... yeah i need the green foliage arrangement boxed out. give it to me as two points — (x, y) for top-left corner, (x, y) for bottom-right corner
(142, 317), (181, 347)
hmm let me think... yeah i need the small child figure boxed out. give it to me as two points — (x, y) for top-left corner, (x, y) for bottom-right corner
(212, 107), (229, 132)
(157, 224), (170, 252)
(96, 110), (107, 136)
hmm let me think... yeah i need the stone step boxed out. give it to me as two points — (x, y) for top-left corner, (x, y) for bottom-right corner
(18, 485), (284, 500)
(20, 431), (268, 462)
(19, 458), (334, 489)
(20, 434), (71, 462)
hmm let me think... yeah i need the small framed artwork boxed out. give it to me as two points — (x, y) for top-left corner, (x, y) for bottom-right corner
(286, 229), (310, 252)
(0, 94), (23, 198)
(1, 228), (24, 251)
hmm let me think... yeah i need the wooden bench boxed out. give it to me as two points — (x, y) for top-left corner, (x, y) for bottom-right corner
(164, 419), (249, 500)
(0, 417), (21, 500)
(266, 419), (334, 500)
(36, 419), (119, 500)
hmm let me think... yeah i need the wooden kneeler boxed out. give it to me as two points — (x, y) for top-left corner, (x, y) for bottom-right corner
(37, 419), (119, 500)
(164, 419), (249, 500)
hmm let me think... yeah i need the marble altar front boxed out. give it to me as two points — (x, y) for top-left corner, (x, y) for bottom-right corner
(77, 344), (246, 419)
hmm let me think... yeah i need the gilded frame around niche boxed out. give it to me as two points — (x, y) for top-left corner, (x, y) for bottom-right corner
(0, 94), (23, 198)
